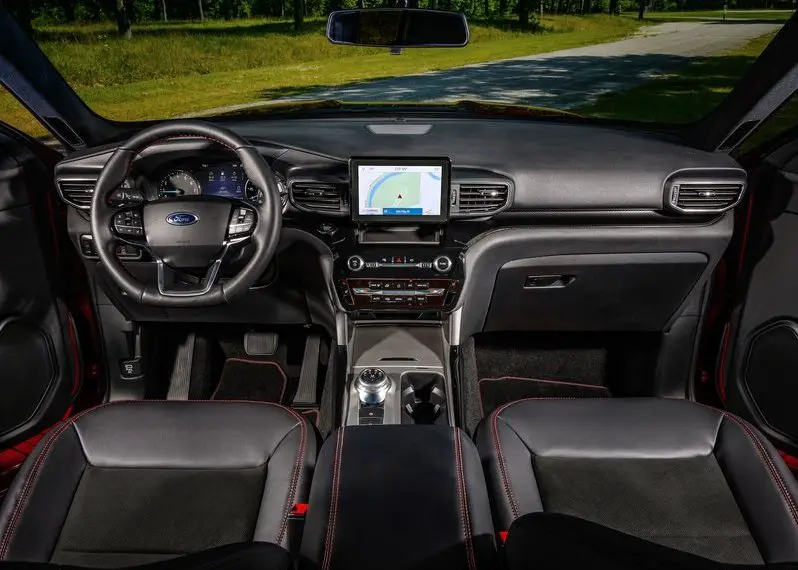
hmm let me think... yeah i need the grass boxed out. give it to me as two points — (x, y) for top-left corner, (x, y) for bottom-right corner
(575, 30), (777, 123)
(2, 15), (643, 138)
(626, 9), (794, 21)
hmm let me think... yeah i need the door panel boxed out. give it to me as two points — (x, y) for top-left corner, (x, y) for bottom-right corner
(721, 157), (798, 453)
(0, 131), (77, 447)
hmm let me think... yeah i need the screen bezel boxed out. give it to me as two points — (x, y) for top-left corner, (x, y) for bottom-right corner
(350, 157), (451, 224)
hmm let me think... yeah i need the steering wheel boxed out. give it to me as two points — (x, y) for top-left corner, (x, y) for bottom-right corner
(91, 121), (282, 307)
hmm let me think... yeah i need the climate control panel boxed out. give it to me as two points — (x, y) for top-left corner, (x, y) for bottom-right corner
(347, 254), (453, 273)
(337, 278), (460, 311)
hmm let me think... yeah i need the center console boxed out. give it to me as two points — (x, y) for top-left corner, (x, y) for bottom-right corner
(333, 157), (465, 313)
(343, 323), (452, 426)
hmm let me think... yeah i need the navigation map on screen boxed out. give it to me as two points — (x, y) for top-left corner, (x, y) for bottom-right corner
(357, 164), (443, 217)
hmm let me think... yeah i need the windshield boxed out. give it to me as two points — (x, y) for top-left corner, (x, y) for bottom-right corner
(1, 3), (791, 135)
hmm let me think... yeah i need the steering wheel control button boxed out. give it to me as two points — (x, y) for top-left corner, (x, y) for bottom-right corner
(228, 207), (256, 237)
(355, 368), (390, 405)
(433, 255), (453, 273)
(347, 255), (365, 272)
(113, 210), (144, 236)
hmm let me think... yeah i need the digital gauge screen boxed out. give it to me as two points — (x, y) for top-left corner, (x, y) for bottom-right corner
(202, 163), (246, 199)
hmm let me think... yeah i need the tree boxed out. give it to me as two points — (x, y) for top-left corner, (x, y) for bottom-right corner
(517, 0), (532, 25)
(609, 0), (618, 12)
(198, 0), (205, 19)
(293, 0), (303, 30)
(115, 0), (132, 37)
(160, 0), (167, 20)
(637, 0), (644, 18)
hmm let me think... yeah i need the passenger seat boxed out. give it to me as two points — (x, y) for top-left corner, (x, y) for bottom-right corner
(476, 398), (798, 565)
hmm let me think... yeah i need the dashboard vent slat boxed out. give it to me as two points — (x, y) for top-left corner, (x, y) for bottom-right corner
(292, 182), (342, 212)
(57, 180), (95, 209)
(457, 183), (510, 214)
(670, 180), (745, 213)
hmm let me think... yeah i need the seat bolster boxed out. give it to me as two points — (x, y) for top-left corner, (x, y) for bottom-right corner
(254, 410), (317, 550)
(475, 411), (543, 532)
(0, 425), (87, 562)
(715, 413), (798, 563)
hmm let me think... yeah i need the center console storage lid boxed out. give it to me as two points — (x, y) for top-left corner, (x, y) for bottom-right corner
(300, 426), (497, 570)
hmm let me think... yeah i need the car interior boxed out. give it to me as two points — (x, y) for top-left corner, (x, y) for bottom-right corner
(2, 6), (798, 570)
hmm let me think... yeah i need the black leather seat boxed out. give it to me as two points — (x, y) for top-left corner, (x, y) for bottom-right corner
(476, 398), (798, 565)
(0, 401), (317, 567)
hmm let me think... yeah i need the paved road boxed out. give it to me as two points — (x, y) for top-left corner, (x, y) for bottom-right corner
(266, 21), (780, 110)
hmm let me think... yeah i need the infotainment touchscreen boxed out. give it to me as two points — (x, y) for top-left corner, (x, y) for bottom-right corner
(351, 158), (450, 223)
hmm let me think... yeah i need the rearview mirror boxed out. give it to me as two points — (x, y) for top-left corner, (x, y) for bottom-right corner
(326, 9), (469, 48)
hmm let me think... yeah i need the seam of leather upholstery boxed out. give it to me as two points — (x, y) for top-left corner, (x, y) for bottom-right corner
(276, 410), (307, 547)
(0, 399), (304, 559)
(455, 429), (477, 570)
(322, 428), (345, 570)
(489, 397), (588, 522)
(0, 403), (111, 559)
(491, 410), (519, 520)
(721, 412), (798, 528)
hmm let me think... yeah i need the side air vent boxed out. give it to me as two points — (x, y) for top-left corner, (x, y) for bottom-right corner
(57, 179), (95, 209)
(665, 169), (747, 214)
(291, 182), (343, 212)
(455, 183), (510, 215)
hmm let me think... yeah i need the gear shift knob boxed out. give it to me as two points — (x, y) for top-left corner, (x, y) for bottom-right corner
(355, 368), (390, 405)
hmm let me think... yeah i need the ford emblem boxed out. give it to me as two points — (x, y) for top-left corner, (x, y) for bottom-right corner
(166, 212), (198, 226)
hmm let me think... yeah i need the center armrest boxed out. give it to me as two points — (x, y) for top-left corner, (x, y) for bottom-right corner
(299, 425), (497, 570)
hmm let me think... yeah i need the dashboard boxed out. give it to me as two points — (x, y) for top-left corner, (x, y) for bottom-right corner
(52, 115), (747, 338)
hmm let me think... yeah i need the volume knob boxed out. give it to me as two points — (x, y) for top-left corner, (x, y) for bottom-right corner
(433, 255), (452, 273)
(347, 255), (365, 272)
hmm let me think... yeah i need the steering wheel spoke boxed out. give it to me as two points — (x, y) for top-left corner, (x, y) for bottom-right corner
(227, 204), (258, 243)
(155, 247), (228, 298)
(112, 206), (145, 239)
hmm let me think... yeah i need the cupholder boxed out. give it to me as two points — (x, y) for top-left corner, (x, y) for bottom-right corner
(401, 371), (446, 425)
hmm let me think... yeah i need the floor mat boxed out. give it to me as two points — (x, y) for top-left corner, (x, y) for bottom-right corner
(212, 358), (287, 403)
(479, 377), (610, 418)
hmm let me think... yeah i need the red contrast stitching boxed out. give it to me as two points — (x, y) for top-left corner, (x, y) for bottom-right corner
(454, 428), (477, 570)
(490, 401), (523, 521)
(276, 406), (308, 547)
(478, 377), (609, 417)
(0, 403), (111, 559)
(721, 412), (798, 528)
(0, 399), (303, 560)
(322, 428), (345, 570)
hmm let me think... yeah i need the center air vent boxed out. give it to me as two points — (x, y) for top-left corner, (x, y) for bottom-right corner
(291, 182), (343, 212)
(666, 170), (746, 214)
(57, 179), (95, 209)
(455, 183), (510, 215)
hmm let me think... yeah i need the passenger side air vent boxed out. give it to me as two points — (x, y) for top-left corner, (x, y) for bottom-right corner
(666, 169), (746, 214)
(291, 182), (343, 212)
(672, 183), (743, 212)
(57, 179), (95, 209)
(455, 183), (510, 215)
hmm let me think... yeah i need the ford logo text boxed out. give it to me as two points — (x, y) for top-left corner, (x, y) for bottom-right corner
(166, 212), (199, 226)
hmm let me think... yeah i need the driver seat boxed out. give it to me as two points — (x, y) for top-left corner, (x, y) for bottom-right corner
(0, 401), (316, 567)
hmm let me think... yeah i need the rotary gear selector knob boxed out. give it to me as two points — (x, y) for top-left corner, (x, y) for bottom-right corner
(355, 368), (390, 405)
